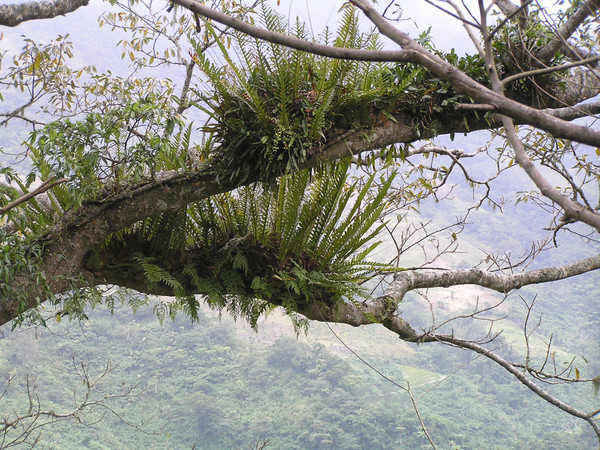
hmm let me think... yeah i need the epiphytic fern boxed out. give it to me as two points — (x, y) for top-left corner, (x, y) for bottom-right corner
(194, 3), (388, 183)
(94, 159), (394, 331)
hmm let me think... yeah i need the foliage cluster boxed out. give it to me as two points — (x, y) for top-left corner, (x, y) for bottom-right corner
(380, 42), (490, 136)
(0, 91), (187, 326)
(197, 7), (500, 185)
(0, 231), (49, 326)
(27, 92), (181, 210)
(490, 8), (568, 106)
(197, 5), (386, 183)
(94, 156), (393, 330)
(1, 34), (90, 114)
(197, 3), (578, 184)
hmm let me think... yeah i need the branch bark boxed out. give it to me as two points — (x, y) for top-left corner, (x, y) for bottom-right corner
(545, 100), (600, 120)
(536, 0), (600, 64)
(494, 0), (519, 17)
(384, 254), (600, 302)
(0, 0), (89, 27)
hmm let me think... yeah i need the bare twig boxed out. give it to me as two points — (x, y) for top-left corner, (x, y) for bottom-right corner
(502, 55), (600, 86)
(0, 177), (67, 215)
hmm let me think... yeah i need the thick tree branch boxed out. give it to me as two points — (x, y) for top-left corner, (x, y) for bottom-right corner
(300, 299), (422, 342)
(0, 110), (493, 325)
(544, 100), (600, 121)
(0, 0), (89, 27)
(536, 0), (600, 64)
(3, 83), (598, 326)
(94, 261), (425, 341)
(0, 104), (494, 327)
(385, 254), (600, 302)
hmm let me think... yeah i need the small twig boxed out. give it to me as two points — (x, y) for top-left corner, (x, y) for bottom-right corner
(443, 0), (484, 56)
(502, 55), (600, 86)
(423, 0), (480, 29)
(0, 177), (67, 215)
(487, 0), (534, 42)
(406, 382), (438, 450)
(455, 103), (496, 111)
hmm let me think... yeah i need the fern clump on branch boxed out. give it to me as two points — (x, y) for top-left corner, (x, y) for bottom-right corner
(195, 4), (387, 183)
(93, 160), (394, 331)
(194, 5), (504, 180)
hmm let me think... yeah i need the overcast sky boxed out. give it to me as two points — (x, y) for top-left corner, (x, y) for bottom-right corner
(1, 0), (477, 59)
(275, 0), (476, 53)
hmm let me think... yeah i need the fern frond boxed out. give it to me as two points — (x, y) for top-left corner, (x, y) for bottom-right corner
(136, 256), (185, 297)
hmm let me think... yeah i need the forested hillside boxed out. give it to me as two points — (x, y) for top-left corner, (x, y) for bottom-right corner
(1, 291), (597, 449)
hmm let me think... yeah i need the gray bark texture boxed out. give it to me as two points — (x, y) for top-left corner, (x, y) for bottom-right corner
(0, 0), (89, 27)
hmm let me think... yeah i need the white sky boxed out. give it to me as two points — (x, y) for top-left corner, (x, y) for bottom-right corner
(0, 0), (477, 60)
(273, 0), (477, 53)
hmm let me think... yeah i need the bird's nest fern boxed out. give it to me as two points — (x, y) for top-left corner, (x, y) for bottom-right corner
(90, 159), (395, 331)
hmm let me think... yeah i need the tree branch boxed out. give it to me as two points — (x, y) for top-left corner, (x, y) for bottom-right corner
(170, 0), (410, 62)
(536, 0), (600, 64)
(349, 0), (600, 148)
(384, 254), (600, 302)
(433, 334), (600, 439)
(501, 55), (600, 86)
(544, 100), (600, 121)
(168, 0), (600, 146)
(0, 0), (89, 27)
(504, 114), (600, 230)
(0, 101), (500, 327)
(443, 0), (484, 56)
(494, 0), (519, 17)
(0, 177), (67, 215)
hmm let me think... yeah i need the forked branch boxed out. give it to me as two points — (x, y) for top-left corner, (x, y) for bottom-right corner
(432, 334), (600, 440)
